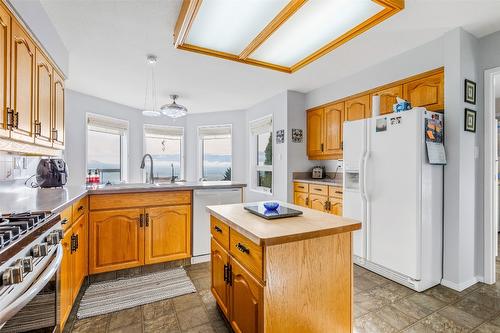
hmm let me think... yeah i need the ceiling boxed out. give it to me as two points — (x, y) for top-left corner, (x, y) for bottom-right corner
(40, 0), (500, 114)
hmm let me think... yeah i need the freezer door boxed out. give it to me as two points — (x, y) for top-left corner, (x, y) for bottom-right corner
(343, 119), (367, 171)
(366, 111), (421, 280)
(344, 189), (365, 258)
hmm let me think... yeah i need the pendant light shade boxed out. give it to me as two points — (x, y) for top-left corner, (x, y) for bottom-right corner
(142, 55), (162, 117)
(160, 95), (188, 119)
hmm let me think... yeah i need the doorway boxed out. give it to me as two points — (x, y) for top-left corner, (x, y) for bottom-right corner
(484, 67), (500, 284)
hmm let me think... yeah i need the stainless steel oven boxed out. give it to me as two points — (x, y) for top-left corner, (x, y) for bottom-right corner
(0, 213), (63, 333)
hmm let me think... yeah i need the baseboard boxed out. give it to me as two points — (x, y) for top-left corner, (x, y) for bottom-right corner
(191, 254), (210, 264)
(441, 276), (479, 291)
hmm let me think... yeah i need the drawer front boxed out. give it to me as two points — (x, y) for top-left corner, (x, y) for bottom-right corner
(230, 229), (263, 281)
(309, 184), (328, 196)
(72, 196), (88, 221)
(293, 182), (309, 193)
(329, 186), (343, 199)
(210, 216), (230, 250)
(90, 191), (192, 210)
(60, 206), (73, 231)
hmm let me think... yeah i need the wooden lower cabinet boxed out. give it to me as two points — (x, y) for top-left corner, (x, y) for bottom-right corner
(89, 208), (144, 274)
(145, 205), (191, 264)
(293, 191), (308, 208)
(330, 197), (343, 216)
(72, 214), (88, 299)
(59, 227), (73, 328)
(293, 182), (343, 216)
(211, 238), (229, 317)
(309, 194), (327, 212)
(229, 259), (263, 333)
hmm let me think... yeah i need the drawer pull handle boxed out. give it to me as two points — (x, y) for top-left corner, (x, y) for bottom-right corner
(236, 243), (250, 254)
(61, 218), (68, 225)
(314, 188), (323, 191)
(335, 191), (343, 194)
(298, 186), (304, 189)
(214, 226), (222, 233)
(77, 205), (84, 211)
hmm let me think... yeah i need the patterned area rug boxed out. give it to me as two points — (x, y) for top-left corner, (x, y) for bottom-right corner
(77, 267), (196, 319)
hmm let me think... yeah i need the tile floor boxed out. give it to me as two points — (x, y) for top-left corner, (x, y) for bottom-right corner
(65, 260), (500, 333)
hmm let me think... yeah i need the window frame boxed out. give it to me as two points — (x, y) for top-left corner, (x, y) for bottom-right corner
(86, 113), (129, 183)
(198, 124), (233, 182)
(249, 115), (273, 194)
(143, 124), (185, 181)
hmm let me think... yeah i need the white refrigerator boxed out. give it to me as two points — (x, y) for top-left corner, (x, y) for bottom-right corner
(343, 108), (444, 291)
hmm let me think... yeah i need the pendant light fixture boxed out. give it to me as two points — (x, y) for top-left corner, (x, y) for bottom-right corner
(160, 94), (188, 119)
(142, 55), (161, 117)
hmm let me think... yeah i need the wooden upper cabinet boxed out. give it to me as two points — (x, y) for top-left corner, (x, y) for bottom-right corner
(307, 108), (323, 157)
(144, 205), (191, 265)
(324, 102), (344, 156)
(34, 49), (52, 146)
(52, 69), (65, 148)
(89, 208), (144, 274)
(211, 238), (230, 317)
(345, 94), (371, 121)
(403, 72), (444, 112)
(229, 259), (263, 333)
(372, 85), (402, 115)
(11, 20), (35, 142)
(0, 5), (10, 138)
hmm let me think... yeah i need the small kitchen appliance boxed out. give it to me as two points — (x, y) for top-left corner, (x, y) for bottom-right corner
(311, 166), (326, 179)
(35, 159), (68, 188)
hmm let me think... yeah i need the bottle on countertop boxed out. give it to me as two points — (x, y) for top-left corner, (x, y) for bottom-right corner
(95, 169), (100, 184)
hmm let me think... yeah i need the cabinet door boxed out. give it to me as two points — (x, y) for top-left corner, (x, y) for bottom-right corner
(403, 72), (444, 112)
(229, 259), (263, 333)
(34, 49), (52, 146)
(89, 208), (144, 274)
(52, 70), (64, 148)
(0, 6), (10, 137)
(330, 197), (343, 216)
(309, 194), (327, 212)
(345, 94), (370, 121)
(372, 85), (402, 115)
(144, 205), (191, 265)
(324, 102), (344, 156)
(293, 192), (308, 208)
(60, 225), (73, 329)
(211, 238), (229, 317)
(10, 20), (35, 142)
(72, 213), (88, 300)
(307, 108), (324, 158)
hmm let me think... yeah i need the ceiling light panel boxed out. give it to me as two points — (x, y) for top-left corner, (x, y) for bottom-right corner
(186, 0), (289, 55)
(250, 0), (384, 67)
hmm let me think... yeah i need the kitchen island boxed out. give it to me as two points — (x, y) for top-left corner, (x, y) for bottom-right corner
(207, 202), (361, 333)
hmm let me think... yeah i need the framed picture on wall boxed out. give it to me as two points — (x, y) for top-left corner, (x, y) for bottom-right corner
(464, 79), (476, 105)
(464, 108), (476, 132)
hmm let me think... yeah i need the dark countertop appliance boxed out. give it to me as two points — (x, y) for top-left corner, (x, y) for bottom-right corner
(311, 166), (326, 179)
(36, 159), (68, 188)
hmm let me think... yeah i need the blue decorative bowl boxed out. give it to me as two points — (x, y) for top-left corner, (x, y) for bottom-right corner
(263, 202), (279, 211)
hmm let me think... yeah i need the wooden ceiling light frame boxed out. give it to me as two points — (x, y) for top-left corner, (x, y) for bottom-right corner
(174, 0), (404, 73)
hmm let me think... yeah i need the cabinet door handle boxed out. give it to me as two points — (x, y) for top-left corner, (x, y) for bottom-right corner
(139, 214), (144, 227)
(228, 264), (232, 286)
(320, 143), (324, 152)
(70, 234), (76, 254)
(305, 197), (309, 206)
(13, 111), (19, 129)
(236, 243), (250, 255)
(75, 234), (79, 251)
(6, 108), (13, 129)
(34, 121), (41, 136)
(223, 264), (228, 283)
(214, 226), (222, 233)
(145, 213), (149, 227)
(52, 128), (58, 141)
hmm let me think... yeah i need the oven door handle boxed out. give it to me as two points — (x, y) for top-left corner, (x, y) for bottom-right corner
(0, 244), (63, 326)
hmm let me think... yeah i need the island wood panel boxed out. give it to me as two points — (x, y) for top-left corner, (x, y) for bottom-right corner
(264, 232), (352, 332)
(10, 19), (35, 142)
(324, 102), (344, 156)
(210, 215), (229, 250)
(372, 84), (402, 115)
(0, 5), (9, 138)
(306, 108), (323, 157)
(144, 205), (191, 264)
(345, 94), (371, 121)
(229, 228), (264, 281)
(229, 258), (264, 333)
(89, 208), (144, 274)
(34, 49), (52, 146)
(403, 72), (444, 111)
(89, 191), (191, 210)
(211, 238), (230, 318)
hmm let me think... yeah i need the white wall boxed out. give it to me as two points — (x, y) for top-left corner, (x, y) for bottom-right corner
(8, 0), (68, 76)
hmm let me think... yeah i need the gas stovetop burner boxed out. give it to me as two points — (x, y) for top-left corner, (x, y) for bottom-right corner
(0, 212), (51, 250)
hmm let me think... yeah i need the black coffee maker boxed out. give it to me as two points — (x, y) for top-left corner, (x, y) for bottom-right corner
(35, 159), (68, 188)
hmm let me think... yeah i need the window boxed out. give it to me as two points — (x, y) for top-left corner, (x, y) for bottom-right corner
(250, 115), (272, 193)
(144, 125), (184, 180)
(198, 125), (232, 181)
(87, 114), (128, 184)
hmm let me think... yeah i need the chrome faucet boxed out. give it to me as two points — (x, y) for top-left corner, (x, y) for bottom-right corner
(170, 163), (177, 183)
(140, 154), (154, 184)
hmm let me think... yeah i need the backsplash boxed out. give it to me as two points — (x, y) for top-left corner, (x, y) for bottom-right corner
(0, 152), (40, 181)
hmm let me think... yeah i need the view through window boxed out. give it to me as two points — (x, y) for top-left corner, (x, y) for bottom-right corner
(250, 116), (272, 192)
(144, 125), (183, 179)
(199, 125), (232, 181)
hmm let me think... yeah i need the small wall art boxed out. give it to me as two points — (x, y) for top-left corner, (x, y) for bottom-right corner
(464, 108), (476, 133)
(464, 79), (476, 105)
(291, 128), (303, 143)
(276, 129), (284, 144)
